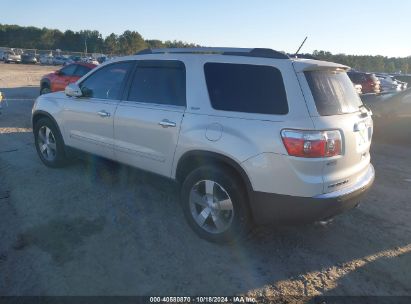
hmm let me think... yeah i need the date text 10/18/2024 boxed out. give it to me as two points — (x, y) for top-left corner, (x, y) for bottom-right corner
(149, 296), (257, 303)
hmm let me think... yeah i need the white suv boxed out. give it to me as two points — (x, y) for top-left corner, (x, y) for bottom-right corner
(32, 48), (375, 242)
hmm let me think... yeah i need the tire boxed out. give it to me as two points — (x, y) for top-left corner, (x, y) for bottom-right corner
(181, 165), (251, 243)
(40, 85), (51, 95)
(34, 117), (67, 168)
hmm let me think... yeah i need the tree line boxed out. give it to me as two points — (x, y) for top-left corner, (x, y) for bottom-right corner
(0, 24), (198, 55)
(311, 50), (410, 74)
(1, 24), (410, 73)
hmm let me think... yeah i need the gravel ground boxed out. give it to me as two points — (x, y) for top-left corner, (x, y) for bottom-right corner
(0, 63), (410, 300)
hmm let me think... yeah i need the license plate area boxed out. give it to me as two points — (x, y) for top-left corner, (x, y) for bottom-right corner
(354, 118), (373, 147)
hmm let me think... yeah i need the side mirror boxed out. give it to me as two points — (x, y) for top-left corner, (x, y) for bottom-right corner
(65, 83), (82, 97)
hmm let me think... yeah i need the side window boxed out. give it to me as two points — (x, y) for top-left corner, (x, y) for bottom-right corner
(73, 65), (92, 77)
(127, 60), (186, 106)
(59, 64), (77, 76)
(80, 61), (133, 100)
(204, 63), (288, 115)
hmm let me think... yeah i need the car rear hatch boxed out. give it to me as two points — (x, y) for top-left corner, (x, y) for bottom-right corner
(293, 61), (373, 194)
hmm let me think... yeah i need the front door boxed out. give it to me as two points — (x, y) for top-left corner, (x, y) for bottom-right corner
(53, 64), (77, 92)
(62, 61), (134, 159)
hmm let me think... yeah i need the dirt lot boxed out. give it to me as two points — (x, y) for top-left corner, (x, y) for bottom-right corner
(1, 62), (410, 300)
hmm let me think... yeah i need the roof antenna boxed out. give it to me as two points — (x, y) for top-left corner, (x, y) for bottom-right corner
(294, 36), (308, 58)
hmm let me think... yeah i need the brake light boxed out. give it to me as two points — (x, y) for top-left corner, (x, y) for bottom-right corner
(281, 129), (342, 158)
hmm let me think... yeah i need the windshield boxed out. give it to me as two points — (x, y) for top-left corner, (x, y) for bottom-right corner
(305, 70), (363, 116)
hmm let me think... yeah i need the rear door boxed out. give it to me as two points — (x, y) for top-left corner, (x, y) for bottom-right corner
(114, 60), (186, 177)
(300, 69), (373, 193)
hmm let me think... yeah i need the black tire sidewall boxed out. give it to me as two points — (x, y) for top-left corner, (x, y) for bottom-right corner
(181, 165), (250, 243)
(34, 118), (66, 168)
(40, 83), (50, 95)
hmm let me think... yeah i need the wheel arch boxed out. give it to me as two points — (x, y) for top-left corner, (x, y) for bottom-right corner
(175, 150), (253, 195)
(32, 110), (63, 140)
(40, 78), (51, 90)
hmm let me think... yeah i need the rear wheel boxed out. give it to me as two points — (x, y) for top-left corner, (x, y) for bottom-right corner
(181, 165), (251, 243)
(34, 118), (67, 168)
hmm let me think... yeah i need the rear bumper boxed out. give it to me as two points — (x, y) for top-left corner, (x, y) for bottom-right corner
(250, 164), (375, 224)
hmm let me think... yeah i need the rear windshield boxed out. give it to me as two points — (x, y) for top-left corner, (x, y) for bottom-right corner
(305, 70), (363, 116)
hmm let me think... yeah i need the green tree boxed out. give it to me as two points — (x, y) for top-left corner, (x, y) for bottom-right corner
(145, 39), (164, 49)
(118, 30), (147, 55)
(164, 40), (198, 48)
(104, 33), (119, 54)
(80, 30), (104, 53)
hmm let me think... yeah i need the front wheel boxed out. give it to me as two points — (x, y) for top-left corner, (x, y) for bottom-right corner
(40, 86), (51, 95)
(34, 118), (67, 168)
(181, 165), (251, 243)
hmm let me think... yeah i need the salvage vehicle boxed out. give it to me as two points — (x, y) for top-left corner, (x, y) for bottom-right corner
(40, 54), (54, 65)
(32, 47), (375, 242)
(4, 50), (21, 63)
(52, 56), (70, 65)
(21, 53), (38, 64)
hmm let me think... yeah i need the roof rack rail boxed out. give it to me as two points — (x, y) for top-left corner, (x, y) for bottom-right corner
(135, 47), (289, 59)
(288, 53), (317, 60)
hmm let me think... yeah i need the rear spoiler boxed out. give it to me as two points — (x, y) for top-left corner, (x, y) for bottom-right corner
(292, 59), (349, 72)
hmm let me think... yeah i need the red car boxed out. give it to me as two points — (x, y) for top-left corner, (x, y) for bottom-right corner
(347, 71), (381, 95)
(40, 62), (97, 95)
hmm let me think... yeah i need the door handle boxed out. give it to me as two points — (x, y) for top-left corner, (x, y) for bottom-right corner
(97, 110), (111, 118)
(159, 119), (176, 128)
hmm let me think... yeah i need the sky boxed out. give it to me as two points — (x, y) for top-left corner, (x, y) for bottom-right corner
(1, 0), (410, 57)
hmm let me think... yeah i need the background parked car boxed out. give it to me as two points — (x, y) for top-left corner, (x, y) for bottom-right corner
(4, 51), (21, 64)
(97, 56), (108, 64)
(40, 54), (54, 65)
(348, 71), (381, 94)
(52, 56), (70, 65)
(81, 57), (99, 65)
(376, 74), (399, 93)
(395, 79), (408, 90)
(40, 62), (97, 95)
(62, 55), (83, 65)
(21, 53), (38, 64)
(0, 50), (6, 61)
(69, 55), (82, 63)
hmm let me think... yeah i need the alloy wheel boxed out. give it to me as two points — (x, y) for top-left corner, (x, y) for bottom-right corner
(189, 180), (234, 234)
(37, 126), (57, 161)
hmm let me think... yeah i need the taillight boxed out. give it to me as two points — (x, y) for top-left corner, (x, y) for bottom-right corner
(281, 129), (342, 158)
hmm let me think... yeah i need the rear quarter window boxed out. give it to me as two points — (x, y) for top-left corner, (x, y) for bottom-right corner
(204, 63), (288, 115)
